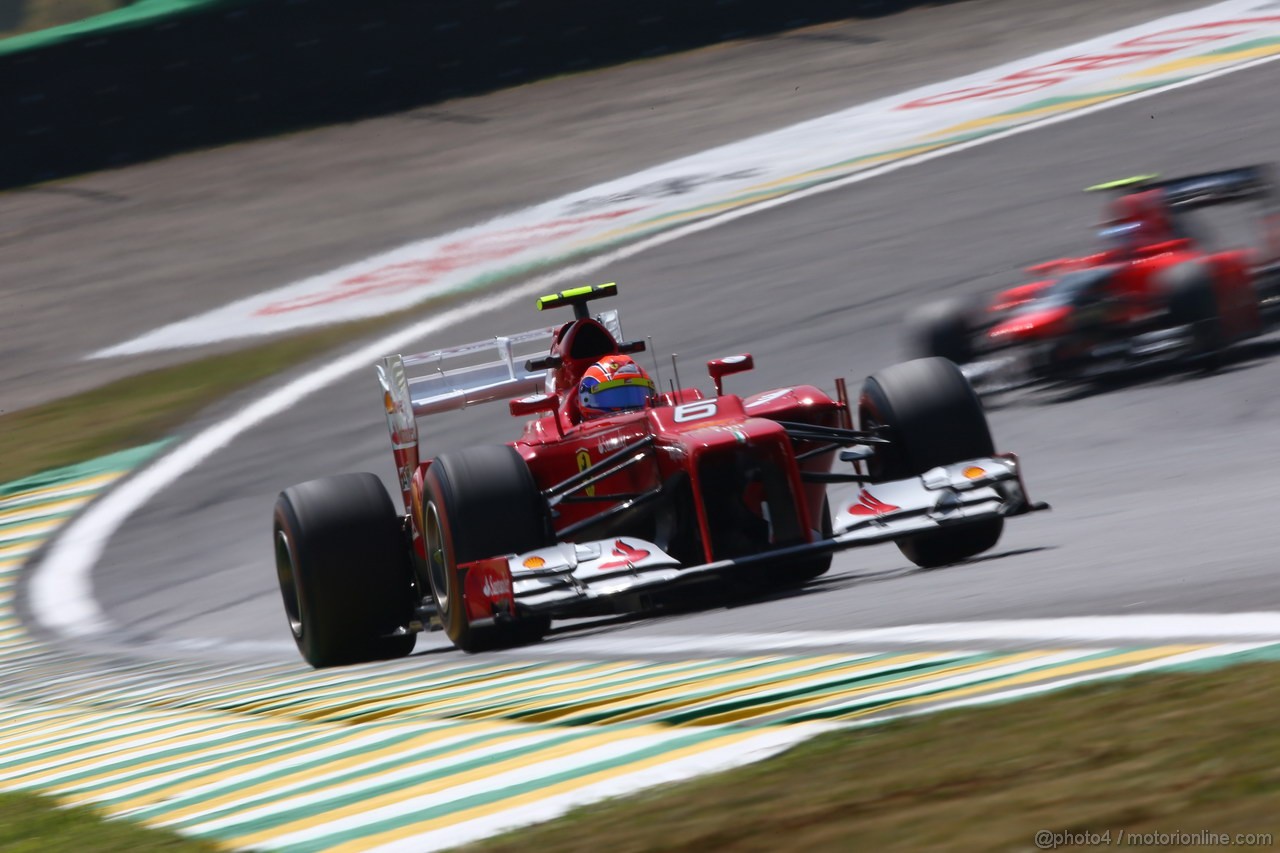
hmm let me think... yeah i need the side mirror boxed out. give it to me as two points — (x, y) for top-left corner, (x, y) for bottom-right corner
(509, 392), (558, 418)
(707, 353), (754, 396)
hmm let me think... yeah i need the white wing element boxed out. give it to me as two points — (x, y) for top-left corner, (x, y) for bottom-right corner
(488, 456), (1040, 614)
(833, 456), (1029, 536)
(381, 309), (625, 417)
(509, 538), (681, 579)
(504, 537), (685, 610)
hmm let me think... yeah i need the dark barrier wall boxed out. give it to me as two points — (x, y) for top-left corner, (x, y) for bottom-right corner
(1, 0), (949, 188)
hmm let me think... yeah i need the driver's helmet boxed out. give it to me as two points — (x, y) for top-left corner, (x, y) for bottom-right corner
(1098, 220), (1142, 255)
(578, 355), (656, 419)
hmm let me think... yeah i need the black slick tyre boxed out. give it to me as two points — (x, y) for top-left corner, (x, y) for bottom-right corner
(860, 357), (1003, 568)
(904, 298), (975, 365)
(273, 472), (417, 668)
(1161, 260), (1224, 363)
(422, 445), (553, 652)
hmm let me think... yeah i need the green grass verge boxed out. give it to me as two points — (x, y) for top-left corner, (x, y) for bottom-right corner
(0, 790), (216, 852)
(0, 316), (411, 485)
(470, 662), (1280, 852)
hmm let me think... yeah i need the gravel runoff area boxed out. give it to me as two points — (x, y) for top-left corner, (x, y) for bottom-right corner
(0, 0), (1208, 414)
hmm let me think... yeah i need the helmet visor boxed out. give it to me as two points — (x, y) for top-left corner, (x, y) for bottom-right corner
(1098, 221), (1141, 245)
(585, 377), (654, 412)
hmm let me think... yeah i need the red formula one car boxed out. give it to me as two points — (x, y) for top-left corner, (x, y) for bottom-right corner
(272, 283), (1047, 667)
(905, 166), (1280, 394)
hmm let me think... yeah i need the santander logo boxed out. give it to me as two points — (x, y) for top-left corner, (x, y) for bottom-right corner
(482, 576), (512, 598)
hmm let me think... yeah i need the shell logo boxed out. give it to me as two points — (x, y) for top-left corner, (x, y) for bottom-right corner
(962, 466), (986, 480)
(522, 556), (546, 569)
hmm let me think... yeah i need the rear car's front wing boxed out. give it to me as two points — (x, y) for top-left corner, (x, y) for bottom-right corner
(458, 455), (1046, 619)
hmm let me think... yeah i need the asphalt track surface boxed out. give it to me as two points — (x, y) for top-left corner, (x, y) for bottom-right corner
(65, 50), (1280, 666)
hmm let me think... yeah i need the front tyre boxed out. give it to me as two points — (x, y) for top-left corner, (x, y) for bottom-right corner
(273, 473), (417, 668)
(422, 445), (554, 652)
(860, 357), (1003, 568)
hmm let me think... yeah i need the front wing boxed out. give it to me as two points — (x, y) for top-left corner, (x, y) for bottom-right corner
(458, 455), (1046, 617)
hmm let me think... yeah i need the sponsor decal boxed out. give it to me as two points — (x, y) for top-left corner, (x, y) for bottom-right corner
(901, 16), (1280, 109)
(962, 466), (987, 480)
(597, 539), (652, 571)
(482, 576), (512, 598)
(576, 448), (594, 497)
(463, 558), (516, 622)
(565, 170), (762, 214)
(745, 388), (792, 408)
(522, 555), (546, 569)
(848, 490), (900, 517)
(672, 400), (718, 423)
(596, 433), (627, 454)
(255, 209), (640, 316)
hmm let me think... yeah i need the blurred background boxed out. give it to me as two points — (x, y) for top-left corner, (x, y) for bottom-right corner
(0, 0), (930, 190)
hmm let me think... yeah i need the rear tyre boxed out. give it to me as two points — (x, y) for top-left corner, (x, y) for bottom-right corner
(904, 298), (975, 365)
(273, 473), (417, 668)
(1162, 261), (1224, 363)
(860, 357), (1003, 568)
(422, 445), (553, 652)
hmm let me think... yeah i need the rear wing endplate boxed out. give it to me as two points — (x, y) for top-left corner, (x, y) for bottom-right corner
(1153, 165), (1274, 210)
(388, 309), (622, 416)
(376, 310), (625, 509)
(1151, 166), (1280, 266)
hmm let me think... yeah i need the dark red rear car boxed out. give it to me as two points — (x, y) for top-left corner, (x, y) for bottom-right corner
(906, 166), (1280, 393)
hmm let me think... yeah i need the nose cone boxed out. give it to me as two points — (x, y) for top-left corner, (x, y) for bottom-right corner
(988, 304), (1071, 343)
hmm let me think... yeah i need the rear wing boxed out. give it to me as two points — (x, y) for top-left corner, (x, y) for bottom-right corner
(375, 309), (626, 510)
(1140, 166), (1280, 266)
(1151, 165), (1275, 211)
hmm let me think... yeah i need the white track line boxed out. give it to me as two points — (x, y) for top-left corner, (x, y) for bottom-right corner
(28, 50), (1280, 640)
(526, 614), (1280, 655)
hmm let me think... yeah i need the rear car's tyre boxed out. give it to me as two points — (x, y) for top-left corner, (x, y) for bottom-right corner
(860, 357), (1003, 568)
(1161, 260), (1224, 361)
(273, 473), (417, 668)
(904, 298), (975, 365)
(422, 445), (554, 652)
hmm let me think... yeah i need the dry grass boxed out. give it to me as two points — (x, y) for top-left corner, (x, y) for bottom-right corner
(4, 0), (126, 37)
(0, 315), (404, 484)
(0, 789), (217, 851)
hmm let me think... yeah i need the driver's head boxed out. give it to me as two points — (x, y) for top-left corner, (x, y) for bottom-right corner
(578, 355), (656, 419)
(1103, 190), (1177, 250)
